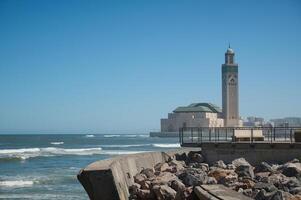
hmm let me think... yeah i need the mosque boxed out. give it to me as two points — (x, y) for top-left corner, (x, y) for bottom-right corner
(160, 46), (243, 133)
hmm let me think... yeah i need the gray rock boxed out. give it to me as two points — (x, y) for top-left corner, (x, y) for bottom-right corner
(178, 168), (208, 186)
(214, 160), (227, 169)
(290, 186), (301, 195)
(255, 162), (274, 173)
(255, 189), (283, 200)
(129, 183), (141, 195)
(281, 163), (301, 178)
(187, 151), (204, 163)
(137, 189), (155, 199)
(243, 188), (253, 197)
(153, 185), (177, 200)
(227, 164), (236, 170)
(235, 165), (255, 179)
(207, 176), (218, 184)
(254, 182), (278, 192)
(232, 158), (251, 168)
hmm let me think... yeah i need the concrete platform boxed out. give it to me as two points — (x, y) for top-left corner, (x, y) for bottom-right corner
(195, 185), (252, 200)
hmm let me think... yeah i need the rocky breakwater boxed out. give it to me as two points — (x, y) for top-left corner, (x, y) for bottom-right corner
(129, 151), (301, 200)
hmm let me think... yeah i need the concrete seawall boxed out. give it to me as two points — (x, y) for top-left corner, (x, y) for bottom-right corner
(78, 143), (301, 200)
(77, 148), (200, 200)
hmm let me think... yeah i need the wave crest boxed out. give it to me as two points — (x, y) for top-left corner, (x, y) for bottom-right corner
(152, 143), (181, 148)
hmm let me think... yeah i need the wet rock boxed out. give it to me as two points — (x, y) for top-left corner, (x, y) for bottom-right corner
(153, 184), (177, 200)
(178, 168), (208, 186)
(141, 168), (155, 178)
(232, 158), (251, 168)
(235, 165), (255, 179)
(214, 160), (227, 169)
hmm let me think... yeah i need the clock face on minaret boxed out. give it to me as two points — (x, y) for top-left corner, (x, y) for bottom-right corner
(222, 47), (239, 127)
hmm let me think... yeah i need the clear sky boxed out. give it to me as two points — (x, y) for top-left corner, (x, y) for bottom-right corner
(0, 0), (300, 133)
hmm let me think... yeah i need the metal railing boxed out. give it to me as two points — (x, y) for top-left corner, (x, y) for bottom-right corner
(179, 126), (301, 145)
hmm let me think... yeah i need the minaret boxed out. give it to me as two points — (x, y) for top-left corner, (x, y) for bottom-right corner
(222, 45), (241, 127)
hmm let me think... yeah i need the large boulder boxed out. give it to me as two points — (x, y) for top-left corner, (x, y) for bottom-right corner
(152, 185), (177, 200)
(168, 160), (186, 173)
(178, 168), (208, 186)
(151, 172), (178, 186)
(141, 168), (155, 178)
(281, 163), (301, 178)
(155, 162), (171, 172)
(255, 162), (274, 173)
(235, 165), (255, 179)
(134, 173), (147, 185)
(137, 188), (155, 199)
(170, 180), (186, 192)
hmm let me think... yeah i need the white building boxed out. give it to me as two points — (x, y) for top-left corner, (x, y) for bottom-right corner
(161, 103), (224, 132)
(160, 46), (242, 132)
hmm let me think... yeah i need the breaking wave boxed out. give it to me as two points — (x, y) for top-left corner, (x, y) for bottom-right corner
(103, 134), (120, 138)
(50, 142), (64, 145)
(0, 147), (102, 160)
(152, 143), (181, 148)
(85, 134), (95, 138)
(0, 180), (34, 187)
(101, 144), (149, 148)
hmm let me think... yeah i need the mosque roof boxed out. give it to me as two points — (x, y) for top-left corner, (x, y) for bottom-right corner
(173, 103), (222, 113)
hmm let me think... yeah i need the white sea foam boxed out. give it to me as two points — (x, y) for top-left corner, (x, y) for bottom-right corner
(104, 134), (121, 138)
(0, 147), (103, 160)
(152, 143), (181, 148)
(101, 144), (149, 148)
(85, 134), (95, 138)
(0, 180), (34, 187)
(50, 142), (64, 145)
(100, 150), (149, 155)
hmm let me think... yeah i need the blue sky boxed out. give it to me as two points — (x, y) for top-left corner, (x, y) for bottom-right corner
(0, 0), (300, 133)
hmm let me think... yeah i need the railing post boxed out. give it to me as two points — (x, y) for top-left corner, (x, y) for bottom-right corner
(201, 127), (203, 143)
(191, 128), (193, 143)
(290, 128), (293, 143)
(209, 128), (211, 142)
(251, 128), (253, 143)
(225, 128), (228, 142)
(273, 127), (275, 143)
(217, 128), (220, 142)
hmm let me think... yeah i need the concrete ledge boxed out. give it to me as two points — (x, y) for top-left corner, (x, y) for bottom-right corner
(182, 142), (301, 165)
(77, 148), (200, 200)
(195, 185), (253, 200)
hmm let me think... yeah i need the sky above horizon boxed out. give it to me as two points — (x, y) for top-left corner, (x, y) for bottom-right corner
(0, 0), (300, 133)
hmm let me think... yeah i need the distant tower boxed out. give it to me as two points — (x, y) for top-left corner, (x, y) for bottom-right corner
(222, 45), (241, 127)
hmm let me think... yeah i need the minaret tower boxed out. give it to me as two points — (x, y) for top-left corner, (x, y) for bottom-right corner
(222, 45), (241, 127)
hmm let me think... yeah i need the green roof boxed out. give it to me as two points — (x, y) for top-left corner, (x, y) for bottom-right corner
(173, 103), (222, 113)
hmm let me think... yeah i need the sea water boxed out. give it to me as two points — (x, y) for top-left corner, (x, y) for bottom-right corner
(0, 134), (180, 199)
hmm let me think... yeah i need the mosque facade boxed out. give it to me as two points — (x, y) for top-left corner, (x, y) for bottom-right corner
(160, 46), (242, 132)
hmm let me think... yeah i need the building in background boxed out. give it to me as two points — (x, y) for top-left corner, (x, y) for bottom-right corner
(152, 46), (243, 136)
(270, 117), (301, 127)
(243, 116), (265, 127)
(222, 46), (242, 127)
(160, 103), (224, 132)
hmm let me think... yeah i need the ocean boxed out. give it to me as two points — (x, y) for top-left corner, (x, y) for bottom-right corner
(0, 134), (180, 199)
